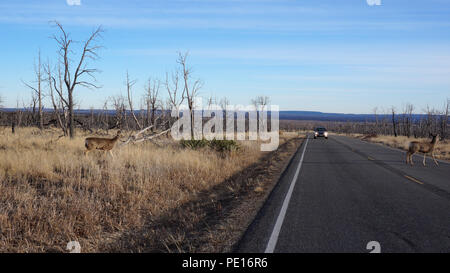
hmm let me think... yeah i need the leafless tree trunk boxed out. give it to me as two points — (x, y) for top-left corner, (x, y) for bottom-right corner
(252, 95), (270, 133)
(372, 107), (379, 134)
(423, 105), (438, 135)
(391, 107), (398, 137)
(439, 98), (449, 140)
(101, 99), (110, 131)
(45, 61), (67, 135)
(144, 77), (160, 132)
(402, 103), (414, 137)
(219, 97), (230, 111)
(15, 99), (23, 129)
(165, 70), (184, 128)
(50, 21), (103, 139)
(178, 52), (203, 139)
(23, 49), (44, 130)
(207, 95), (216, 111)
(111, 95), (126, 129)
(125, 71), (142, 130)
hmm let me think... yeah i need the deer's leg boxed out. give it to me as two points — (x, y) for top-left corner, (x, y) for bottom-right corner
(422, 153), (426, 166)
(109, 150), (114, 158)
(406, 151), (411, 165)
(85, 149), (89, 157)
(432, 152), (439, 166)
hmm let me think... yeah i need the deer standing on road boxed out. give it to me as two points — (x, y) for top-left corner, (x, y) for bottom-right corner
(406, 134), (439, 166)
(85, 130), (122, 157)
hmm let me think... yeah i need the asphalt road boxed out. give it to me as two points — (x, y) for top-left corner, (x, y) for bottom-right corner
(236, 134), (450, 253)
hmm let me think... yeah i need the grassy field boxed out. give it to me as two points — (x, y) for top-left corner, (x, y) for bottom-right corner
(337, 133), (450, 161)
(0, 127), (300, 252)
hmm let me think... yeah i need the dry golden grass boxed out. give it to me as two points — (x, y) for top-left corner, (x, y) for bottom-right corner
(336, 132), (450, 161)
(0, 126), (276, 252)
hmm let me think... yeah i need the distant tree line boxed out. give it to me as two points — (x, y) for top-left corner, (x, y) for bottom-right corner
(281, 99), (450, 140)
(0, 22), (206, 140)
(0, 22), (276, 140)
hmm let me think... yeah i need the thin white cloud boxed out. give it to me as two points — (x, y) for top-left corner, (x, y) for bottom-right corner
(1, 1), (450, 32)
(116, 46), (450, 68)
(2, 14), (449, 32)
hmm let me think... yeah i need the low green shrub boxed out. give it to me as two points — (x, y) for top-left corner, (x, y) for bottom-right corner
(209, 139), (240, 152)
(180, 139), (210, 149)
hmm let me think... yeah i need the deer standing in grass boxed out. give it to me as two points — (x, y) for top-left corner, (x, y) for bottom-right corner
(85, 130), (122, 157)
(406, 134), (439, 166)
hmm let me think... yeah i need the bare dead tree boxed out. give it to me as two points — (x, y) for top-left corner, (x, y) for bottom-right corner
(206, 95), (214, 110)
(251, 95), (270, 132)
(382, 107), (390, 135)
(23, 49), (44, 130)
(111, 95), (127, 130)
(125, 71), (142, 130)
(251, 96), (270, 111)
(165, 67), (184, 129)
(437, 98), (449, 140)
(52, 61), (70, 133)
(405, 103), (414, 137)
(391, 106), (398, 137)
(50, 21), (104, 139)
(219, 97), (230, 111)
(138, 100), (146, 128)
(177, 52), (203, 139)
(144, 77), (160, 132)
(45, 61), (67, 135)
(101, 99), (110, 131)
(423, 105), (438, 135)
(443, 98), (449, 139)
(30, 91), (37, 119)
(14, 99), (24, 130)
(372, 107), (379, 134)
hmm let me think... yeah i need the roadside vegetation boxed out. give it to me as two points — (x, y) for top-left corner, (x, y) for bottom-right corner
(0, 127), (301, 252)
(0, 22), (304, 253)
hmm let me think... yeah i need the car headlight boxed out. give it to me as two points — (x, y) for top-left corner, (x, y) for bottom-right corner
(324, 132), (328, 136)
(315, 132), (318, 135)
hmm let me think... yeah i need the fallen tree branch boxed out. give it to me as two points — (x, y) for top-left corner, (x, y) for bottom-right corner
(119, 125), (155, 147)
(119, 120), (169, 147)
(134, 116), (161, 138)
(133, 128), (171, 143)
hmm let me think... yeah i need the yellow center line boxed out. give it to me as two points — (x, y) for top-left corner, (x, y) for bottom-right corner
(367, 156), (374, 161)
(404, 175), (424, 185)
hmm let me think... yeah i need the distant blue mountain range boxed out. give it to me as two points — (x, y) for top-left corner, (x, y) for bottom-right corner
(279, 111), (397, 122)
(0, 108), (433, 122)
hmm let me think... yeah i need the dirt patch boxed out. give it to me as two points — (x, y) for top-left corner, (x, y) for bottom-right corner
(99, 136), (304, 252)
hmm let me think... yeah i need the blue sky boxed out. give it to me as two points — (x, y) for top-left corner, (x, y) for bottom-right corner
(0, 0), (449, 113)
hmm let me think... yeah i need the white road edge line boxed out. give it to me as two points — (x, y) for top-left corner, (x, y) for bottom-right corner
(264, 135), (310, 253)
